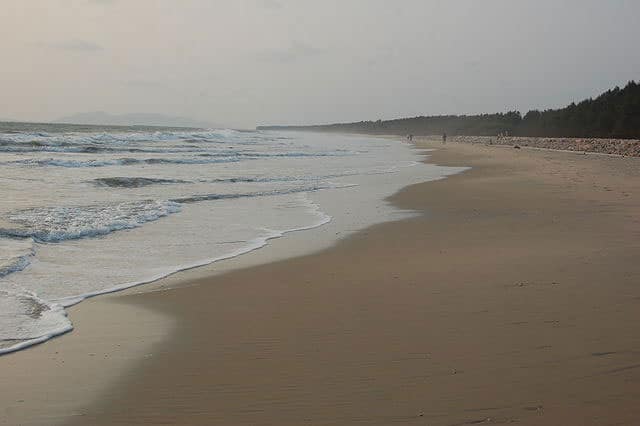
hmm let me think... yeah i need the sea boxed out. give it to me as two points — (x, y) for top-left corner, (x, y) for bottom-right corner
(0, 122), (465, 354)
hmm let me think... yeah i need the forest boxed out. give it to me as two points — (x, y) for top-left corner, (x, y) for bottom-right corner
(259, 81), (640, 139)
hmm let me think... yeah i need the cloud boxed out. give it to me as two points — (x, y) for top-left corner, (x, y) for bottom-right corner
(34, 40), (104, 52)
(260, 41), (324, 63)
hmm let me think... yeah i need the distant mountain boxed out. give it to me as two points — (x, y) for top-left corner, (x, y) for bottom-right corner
(55, 112), (213, 128)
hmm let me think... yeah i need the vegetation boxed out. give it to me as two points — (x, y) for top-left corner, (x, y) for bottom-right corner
(259, 81), (640, 139)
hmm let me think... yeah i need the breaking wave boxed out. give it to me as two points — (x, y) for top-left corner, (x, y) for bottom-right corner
(2, 200), (182, 242)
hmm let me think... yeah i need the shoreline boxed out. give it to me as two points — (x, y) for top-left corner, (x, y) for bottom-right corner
(1, 132), (454, 356)
(2, 138), (640, 425)
(0, 135), (452, 425)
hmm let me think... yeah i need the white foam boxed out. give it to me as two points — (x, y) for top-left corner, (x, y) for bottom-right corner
(7, 156), (244, 168)
(0, 290), (72, 355)
(54, 194), (331, 308)
(0, 194), (331, 355)
(3, 200), (182, 242)
(0, 128), (245, 146)
(0, 238), (34, 278)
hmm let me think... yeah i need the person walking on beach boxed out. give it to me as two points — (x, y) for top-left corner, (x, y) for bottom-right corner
(442, 132), (447, 144)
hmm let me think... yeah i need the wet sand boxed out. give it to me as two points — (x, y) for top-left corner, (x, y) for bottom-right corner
(3, 138), (640, 425)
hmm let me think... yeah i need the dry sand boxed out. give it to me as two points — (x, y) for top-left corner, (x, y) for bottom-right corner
(2, 138), (640, 425)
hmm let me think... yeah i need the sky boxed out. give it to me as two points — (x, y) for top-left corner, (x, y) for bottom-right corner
(2, 0), (640, 129)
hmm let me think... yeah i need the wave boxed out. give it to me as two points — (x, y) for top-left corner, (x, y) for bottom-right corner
(2, 200), (182, 242)
(93, 175), (318, 188)
(170, 183), (346, 204)
(7, 156), (242, 168)
(5, 150), (350, 168)
(92, 177), (189, 188)
(0, 127), (419, 357)
(0, 141), (207, 155)
(0, 290), (72, 355)
(0, 194), (332, 355)
(0, 182), (352, 244)
(0, 238), (35, 278)
(87, 171), (364, 189)
(0, 128), (269, 159)
(0, 128), (251, 146)
(201, 170), (360, 184)
(197, 151), (353, 159)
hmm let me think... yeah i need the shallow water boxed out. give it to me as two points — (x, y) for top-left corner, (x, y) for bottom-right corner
(0, 123), (465, 354)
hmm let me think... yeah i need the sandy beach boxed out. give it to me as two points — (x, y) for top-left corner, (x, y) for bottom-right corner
(2, 138), (640, 425)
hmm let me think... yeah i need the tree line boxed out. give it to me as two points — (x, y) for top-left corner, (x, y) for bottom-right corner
(259, 81), (640, 139)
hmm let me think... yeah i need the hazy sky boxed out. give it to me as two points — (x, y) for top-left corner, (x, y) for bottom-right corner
(2, 0), (640, 128)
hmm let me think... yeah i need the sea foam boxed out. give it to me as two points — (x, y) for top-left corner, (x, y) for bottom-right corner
(2, 200), (182, 242)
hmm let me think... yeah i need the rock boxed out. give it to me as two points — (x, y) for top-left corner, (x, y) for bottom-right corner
(449, 135), (640, 157)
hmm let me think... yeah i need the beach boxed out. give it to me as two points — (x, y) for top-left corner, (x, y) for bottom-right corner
(2, 138), (640, 425)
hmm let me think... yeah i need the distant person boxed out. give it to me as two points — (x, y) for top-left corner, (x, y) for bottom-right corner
(442, 132), (447, 144)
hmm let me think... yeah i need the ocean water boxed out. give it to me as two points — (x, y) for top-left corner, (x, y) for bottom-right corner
(0, 122), (465, 355)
